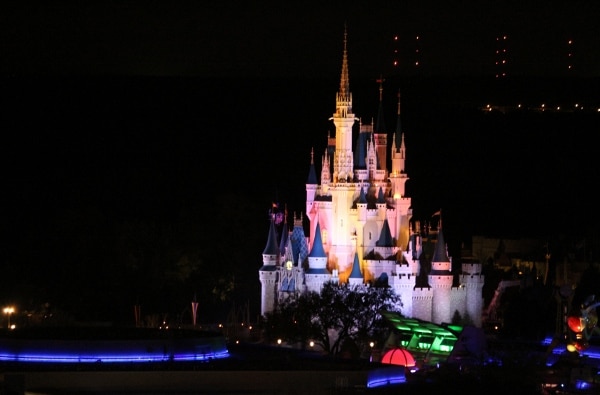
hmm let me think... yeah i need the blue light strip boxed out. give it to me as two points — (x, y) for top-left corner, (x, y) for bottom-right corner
(0, 350), (230, 363)
(367, 376), (406, 388)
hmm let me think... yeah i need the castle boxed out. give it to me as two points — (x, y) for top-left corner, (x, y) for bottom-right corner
(259, 29), (485, 327)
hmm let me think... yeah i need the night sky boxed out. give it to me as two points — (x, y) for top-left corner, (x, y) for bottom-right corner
(1, 1), (600, 324)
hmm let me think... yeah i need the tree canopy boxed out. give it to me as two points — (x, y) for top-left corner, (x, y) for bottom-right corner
(261, 282), (401, 356)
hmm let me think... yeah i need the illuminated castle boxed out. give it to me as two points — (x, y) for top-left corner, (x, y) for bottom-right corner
(259, 29), (485, 327)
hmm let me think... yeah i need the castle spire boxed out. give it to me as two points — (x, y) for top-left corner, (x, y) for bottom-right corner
(339, 24), (350, 101)
(394, 89), (403, 149)
(331, 24), (356, 181)
(307, 147), (318, 184)
(375, 75), (387, 134)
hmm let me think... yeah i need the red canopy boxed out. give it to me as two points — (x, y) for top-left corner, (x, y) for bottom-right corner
(380, 348), (416, 367)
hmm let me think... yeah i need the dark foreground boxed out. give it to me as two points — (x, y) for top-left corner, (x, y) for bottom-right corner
(1, 342), (588, 394)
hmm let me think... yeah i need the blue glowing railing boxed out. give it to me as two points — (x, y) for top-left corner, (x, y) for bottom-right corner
(366, 366), (407, 388)
(0, 328), (230, 364)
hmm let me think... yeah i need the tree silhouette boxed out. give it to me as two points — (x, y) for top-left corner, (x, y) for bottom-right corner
(261, 282), (401, 356)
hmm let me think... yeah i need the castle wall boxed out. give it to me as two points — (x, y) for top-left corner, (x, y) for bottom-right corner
(412, 287), (433, 322)
(430, 275), (453, 325)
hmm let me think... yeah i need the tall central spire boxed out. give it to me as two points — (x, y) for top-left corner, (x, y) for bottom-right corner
(339, 24), (350, 101)
(331, 24), (356, 182)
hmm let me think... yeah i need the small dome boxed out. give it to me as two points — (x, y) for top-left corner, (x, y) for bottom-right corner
(380, 348), (416, 367)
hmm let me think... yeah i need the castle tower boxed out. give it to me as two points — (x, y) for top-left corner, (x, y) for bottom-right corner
(461, 260), (485, 327)
(428, 215), (454, 325)
(390, 90), (411, 250)
(259, 217), (280, 316)
(322, 26), (359, 274)
(331, 25), (356, 183)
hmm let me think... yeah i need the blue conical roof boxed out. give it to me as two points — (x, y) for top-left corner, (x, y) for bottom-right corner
(290, 220), (309, 266)
(377, 186), (386, 204)
(358, 187), (367, 204)
(309, 222), (327, 258)
(432, 226), (450, 263)
(262, 217), (280, 256)
(376, 219), (394, 247)
(349, 253), (362, 278)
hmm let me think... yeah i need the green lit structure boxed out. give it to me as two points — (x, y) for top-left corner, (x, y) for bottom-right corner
(381, 311), (463, 366)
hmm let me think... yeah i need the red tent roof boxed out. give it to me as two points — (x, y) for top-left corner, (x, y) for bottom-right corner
(380, 348), (416, 367)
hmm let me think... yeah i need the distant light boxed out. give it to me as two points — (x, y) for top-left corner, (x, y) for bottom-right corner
(277, 339), (282, 345)
(309, 341), (314, 347)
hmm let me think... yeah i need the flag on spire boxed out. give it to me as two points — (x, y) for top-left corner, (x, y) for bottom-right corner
(432, 210), (441, 217)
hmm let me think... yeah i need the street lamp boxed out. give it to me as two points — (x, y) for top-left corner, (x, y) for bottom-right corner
(3, 307), (14, 329)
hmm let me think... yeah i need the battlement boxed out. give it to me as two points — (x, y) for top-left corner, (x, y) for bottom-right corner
(428, 275), (454, 287)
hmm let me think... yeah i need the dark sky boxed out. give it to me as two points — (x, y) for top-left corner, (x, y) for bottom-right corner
(1, 1), (600, 323)
(3, 1), (600, 78)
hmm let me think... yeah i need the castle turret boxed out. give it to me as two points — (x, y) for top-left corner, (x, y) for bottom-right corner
(305, 221), (330, 293)
(259, 217), (280, 316)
